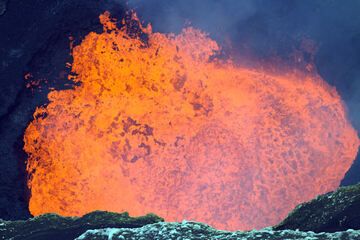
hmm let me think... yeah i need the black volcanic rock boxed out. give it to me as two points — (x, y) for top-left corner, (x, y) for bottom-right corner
(0, 211), (163, 240)
(2, 185), (360, 239)
(275, 183), (360, 233)
(76, 222), (360, 240)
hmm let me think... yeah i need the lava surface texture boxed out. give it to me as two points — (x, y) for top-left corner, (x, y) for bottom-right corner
(24, 12), (359, 230)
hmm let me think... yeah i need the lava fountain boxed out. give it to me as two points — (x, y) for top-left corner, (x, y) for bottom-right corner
(24, 12), (359, 230)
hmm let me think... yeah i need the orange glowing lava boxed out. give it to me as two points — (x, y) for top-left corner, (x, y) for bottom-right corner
(24, 12), (359, 230)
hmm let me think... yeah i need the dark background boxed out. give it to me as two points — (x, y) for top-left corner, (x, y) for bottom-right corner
(0, 0), (359, 220)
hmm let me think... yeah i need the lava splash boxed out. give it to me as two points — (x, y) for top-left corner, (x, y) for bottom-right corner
(24, 12), (359, 230)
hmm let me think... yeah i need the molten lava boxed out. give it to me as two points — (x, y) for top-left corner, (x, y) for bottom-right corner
(24, 12), (359, 230)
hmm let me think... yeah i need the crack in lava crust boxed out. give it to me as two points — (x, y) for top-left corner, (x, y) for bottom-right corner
(24, 12), (359, 230)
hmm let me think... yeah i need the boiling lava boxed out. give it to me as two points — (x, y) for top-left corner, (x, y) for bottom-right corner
(23, 12), (359, 230)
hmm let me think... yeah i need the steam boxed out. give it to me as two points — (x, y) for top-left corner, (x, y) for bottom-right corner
(113, 0), (360, 132)
(126, 0), (256, 34)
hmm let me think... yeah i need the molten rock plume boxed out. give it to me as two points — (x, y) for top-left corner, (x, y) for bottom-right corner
(24, 12), (359, 230)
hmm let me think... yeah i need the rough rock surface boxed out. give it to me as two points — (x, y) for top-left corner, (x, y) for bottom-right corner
(275, 183), (360, 232)
(76, 222), (360, 240)
(0, 211), (163, 240)
(1, 184), (360, 239)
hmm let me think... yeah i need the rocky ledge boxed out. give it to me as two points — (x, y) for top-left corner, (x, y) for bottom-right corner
(275, 183), (360, 232)
(0, 211), (163, 240)
(1, 184), (360, 239)
(76, 222), (360, 240)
